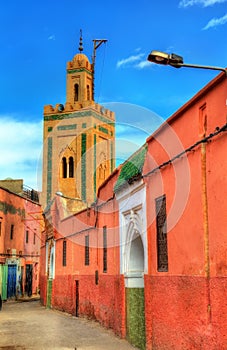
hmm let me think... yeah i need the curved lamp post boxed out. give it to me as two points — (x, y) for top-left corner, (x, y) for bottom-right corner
(147, 50), (227, 75)
(55, 191), (89, 208)
(55, 191), (83, 202)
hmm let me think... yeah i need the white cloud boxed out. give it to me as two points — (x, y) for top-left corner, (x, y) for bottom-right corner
(116, 53), (154, 70)
(179, 0), (227, 7)
(48, 34), (55, 40)
(135, 60), (152, 69)
(203, 12), (227, 28)
(179, 0), (227, 29)
(116, 53), (145, 68)
(0, 116), (43, 190)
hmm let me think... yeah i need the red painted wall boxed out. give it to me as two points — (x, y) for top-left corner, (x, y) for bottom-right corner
(0, 187), (25, 255)
(42, 168), (126, 337)
(39, 245), (47, 305)
(144, 72), (227, 349)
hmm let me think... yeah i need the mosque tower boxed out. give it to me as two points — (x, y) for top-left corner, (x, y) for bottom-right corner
(41, 33), (115, 210)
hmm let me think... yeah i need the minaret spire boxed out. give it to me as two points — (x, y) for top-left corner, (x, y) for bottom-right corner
(78, 29), (83, 52)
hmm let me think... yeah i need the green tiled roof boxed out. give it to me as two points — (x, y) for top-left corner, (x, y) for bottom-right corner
(114, 144), (147, 192)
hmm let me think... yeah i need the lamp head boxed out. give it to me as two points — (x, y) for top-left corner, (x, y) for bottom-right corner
(55, 191), (63, 197)
(147, 50), (184, 68)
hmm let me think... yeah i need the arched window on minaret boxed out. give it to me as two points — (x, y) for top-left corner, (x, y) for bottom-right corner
(87, 85), (90, 101)
(69, 157), (74, 178)
(62, 157), (67, 178)
(74, 84), (79, 102)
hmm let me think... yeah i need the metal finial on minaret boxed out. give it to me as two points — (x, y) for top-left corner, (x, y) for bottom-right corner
(78, 29), (83, 52)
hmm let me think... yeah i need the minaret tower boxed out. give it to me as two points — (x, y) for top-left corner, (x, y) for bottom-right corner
(66, 30), (93, 109)
(41, 32), (115, 210)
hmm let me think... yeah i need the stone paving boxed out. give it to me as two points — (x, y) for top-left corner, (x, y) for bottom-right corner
(0, 300), (139, 350)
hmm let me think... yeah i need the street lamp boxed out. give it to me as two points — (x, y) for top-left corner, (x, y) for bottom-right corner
(55, 192), (89, 209)
(147, 50), (227, 75)
(55, 191), (83, 202)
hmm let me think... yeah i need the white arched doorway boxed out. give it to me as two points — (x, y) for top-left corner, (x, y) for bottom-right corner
(123, 209), (146, 350)
(124, 211), (145, 288)
(129, 233), (144, 272)
(116, 181), (147, 349)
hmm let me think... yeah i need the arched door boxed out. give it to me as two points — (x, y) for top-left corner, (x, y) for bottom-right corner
(125, 216), (146, 350)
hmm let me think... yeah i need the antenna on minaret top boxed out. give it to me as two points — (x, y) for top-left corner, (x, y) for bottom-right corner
(91, 38), (107, 101)
(78, 29), (83, 52)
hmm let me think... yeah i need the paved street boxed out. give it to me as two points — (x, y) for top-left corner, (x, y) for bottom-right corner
(0, 300), (138, 350)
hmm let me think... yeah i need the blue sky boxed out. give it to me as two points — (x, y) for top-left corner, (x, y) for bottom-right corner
(0, 0), (226, 189)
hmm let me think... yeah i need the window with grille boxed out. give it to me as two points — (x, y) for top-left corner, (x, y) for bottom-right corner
(10, 224), (14, 240)
(103, 226), (107, 273)
(85, 235), (89, 266)
(155, 195), (168, 272)
(63, 240), (67, 266)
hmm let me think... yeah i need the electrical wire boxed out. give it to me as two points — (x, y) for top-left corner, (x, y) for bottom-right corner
(143, 123), (227, 179)
(96, 41), (107, 103)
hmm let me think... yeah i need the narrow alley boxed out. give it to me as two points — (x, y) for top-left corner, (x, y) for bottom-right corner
(0, 300), (138, 350)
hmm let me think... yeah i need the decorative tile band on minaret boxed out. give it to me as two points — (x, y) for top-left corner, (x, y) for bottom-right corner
(47, 137), (52, 203)
(94, 134), (97, 197)
(81, 133), (87, 202)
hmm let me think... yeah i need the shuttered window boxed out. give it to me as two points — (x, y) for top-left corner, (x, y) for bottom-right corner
(10, 225), (14, 240)
(85, 235), (89, 266)
(103, 226), (107, 273)
(63, 240), (67, 266)
(155, 195), (168, 272)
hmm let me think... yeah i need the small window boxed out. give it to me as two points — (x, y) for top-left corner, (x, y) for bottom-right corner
(26, 230), (29, 243)
(103, 226), (107, 273)
(95, 270), (99, 285)
(199, 103), (207, 138)
(10, 224), (14, 240)
(85, 235), (89, 266)
(74, 83), (79, 102)
(87, 85), (90, 100)
(62, 157), (67, 178)
(155, 195), (168, 272)
(33, 232), (36, 245)
(69, 157), (74, 178)
(63, 240), (67, 266)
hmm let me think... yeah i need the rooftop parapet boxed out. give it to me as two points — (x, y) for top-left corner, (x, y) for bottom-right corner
(44, 102), (115, 120)
(92, 103), (115, 120)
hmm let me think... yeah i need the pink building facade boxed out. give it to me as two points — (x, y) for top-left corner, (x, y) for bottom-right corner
(0, 184), (43, 300)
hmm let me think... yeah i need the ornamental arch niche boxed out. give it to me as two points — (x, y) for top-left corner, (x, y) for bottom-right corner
(59, 145), (76, 179)
(58, 144), (79, 199)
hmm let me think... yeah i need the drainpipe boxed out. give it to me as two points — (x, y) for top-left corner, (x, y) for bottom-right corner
(201, 139), (211, 323)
